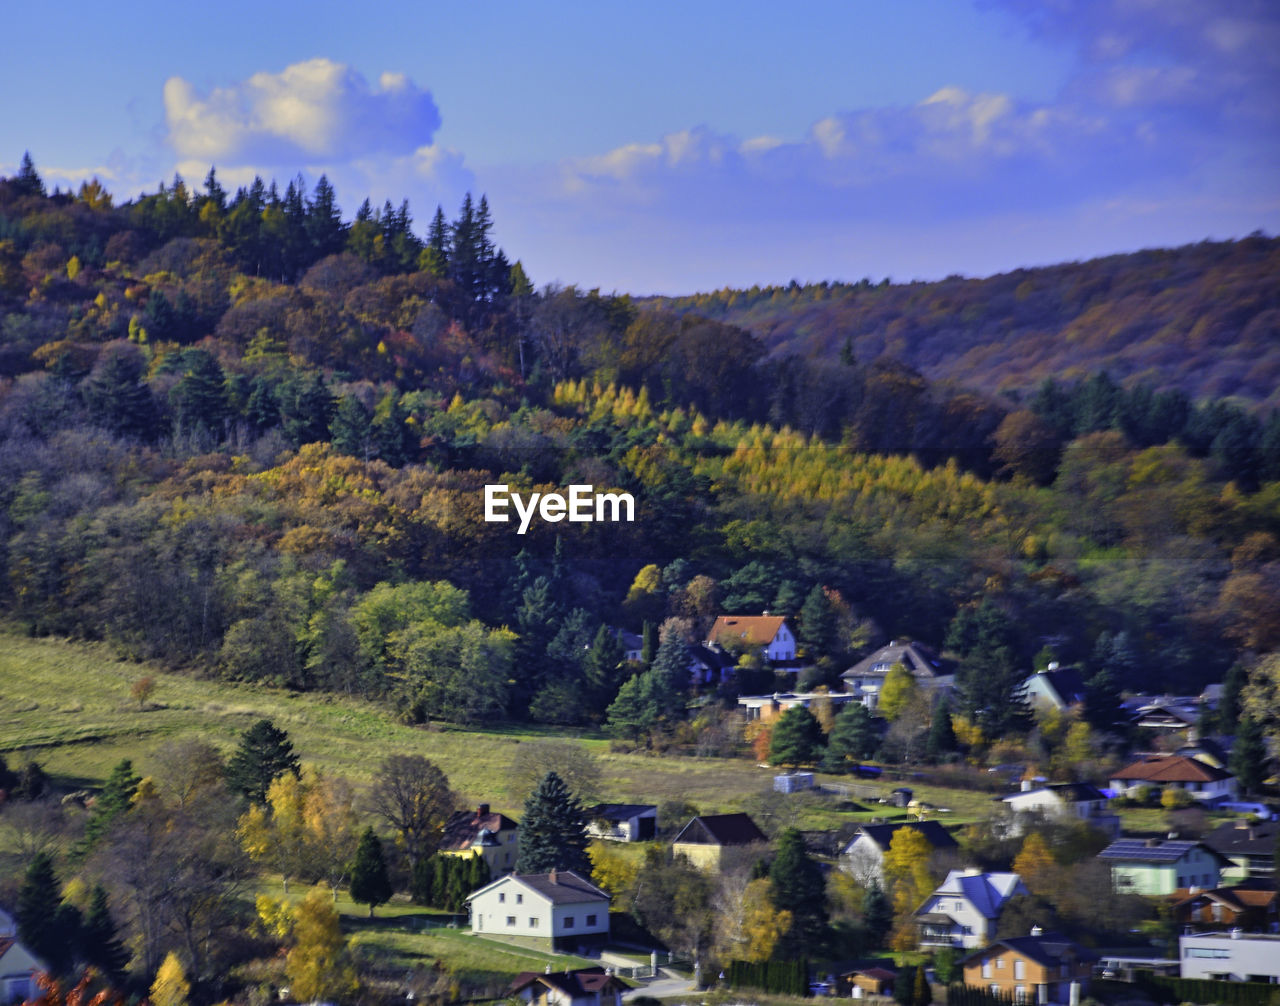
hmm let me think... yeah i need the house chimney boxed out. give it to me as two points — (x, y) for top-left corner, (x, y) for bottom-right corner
(1030, 925), (1043, 937)
(1047, 662), (1059, 671)
(1021, 780), (1032, 792)
(478, 803), (490, 816)
(549, 869), (558, 884)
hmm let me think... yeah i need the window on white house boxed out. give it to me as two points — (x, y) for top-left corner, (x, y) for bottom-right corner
(516, 894), (523, 904)
(982, 962), (992, 979)
(506, 916), (516, 925)
(1014, 961), (1024, 980)
(499, 893), (505, 903)
(529, 917), (538, 927)
(565, 917), (575, 928)
(587, 914), (597, 926)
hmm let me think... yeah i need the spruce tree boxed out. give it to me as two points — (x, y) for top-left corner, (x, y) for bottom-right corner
(81, 758), (141, 851)
(349, 827), (392, 918)
(771, 828), (828, 955)
(768, 705), (824, 766)
(1231, 716), (1266, 794)
(864, 882), (893, 948)
(14, 152), (46, 198)
(81, 884), (129, 980)
(17, 853), (74, 974)
(226, 719), (301, 804)
(823, 701), (877, 770)
(515, 770), (590, 875)
(410, 853), (435, 906)
(926, 697), (957, 762)
(799, 585), (839, 659)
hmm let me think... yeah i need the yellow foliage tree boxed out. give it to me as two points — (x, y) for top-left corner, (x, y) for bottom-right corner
(286, 886), (357, 1003)
(740, 878), (792, 961)
(877, 664), (919, 721)
(1011, 831), (1058, 896)
(883, 827), (935, 951)
(588, 840), (640, 905)
(237, 772), (309, 891)
(150, 952), (190, 1006)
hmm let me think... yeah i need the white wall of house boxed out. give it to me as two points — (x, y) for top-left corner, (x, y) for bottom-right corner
(1109, 776), (1237, 801)
(766, 625), (795, 662)
(841, 835), (887, 887)
(470, 878), (608, 940)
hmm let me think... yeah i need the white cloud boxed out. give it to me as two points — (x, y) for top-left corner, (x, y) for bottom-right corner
(164, 58), (442, 166)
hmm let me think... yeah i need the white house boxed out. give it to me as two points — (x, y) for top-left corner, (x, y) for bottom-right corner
(841, 640), (954, 711)
(840, 821), (959, 887)
(999, 783), (1121, 837)
(1179, 932), (1280, 982)
(707, 614), (796, 663)
(0, 935), (47, 1005)
(915, 869), (1029, 950)
(584, 803), (657, 843)
(467, 871), (610, 949)
(1109, 755), (1238, 804)
(1022, 665), (1087, 712)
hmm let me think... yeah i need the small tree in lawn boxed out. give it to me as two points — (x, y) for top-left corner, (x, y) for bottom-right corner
(350, 827), (392, 917)
(516, 770), (590, 875)
(131, 675), (156, 709)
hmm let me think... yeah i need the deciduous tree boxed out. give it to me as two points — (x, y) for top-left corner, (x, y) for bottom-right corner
(368, 754), (456, 874)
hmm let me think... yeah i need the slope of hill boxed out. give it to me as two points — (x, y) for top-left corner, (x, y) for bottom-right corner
(650, 235), (1280, 410)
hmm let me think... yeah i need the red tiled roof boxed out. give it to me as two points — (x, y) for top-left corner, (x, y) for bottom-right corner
(1112, 755), (1232, 784)
(708, 615), (787, 647)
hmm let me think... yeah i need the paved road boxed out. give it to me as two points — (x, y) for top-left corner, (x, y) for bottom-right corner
(622, 970), (698, 1001)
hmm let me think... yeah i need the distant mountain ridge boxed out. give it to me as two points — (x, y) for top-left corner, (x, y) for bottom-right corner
(647, 235), (1280, 411)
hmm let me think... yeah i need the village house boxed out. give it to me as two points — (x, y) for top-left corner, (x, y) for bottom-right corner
(962, 927), (1096, 1005)
(467, 870), (610, 951)
(998, 782), (1121, 837)
(584, 803), (657, 843)
(1022, 664), (1088, 713)
(1179, 931), (1280, 983)
(508, 967), (628, 1006)
(672, 812), (768, 871)
(841, 640), (954, 711)
(1172, 881), (1279, 933)
(1109, 755), (1238, 804)
(839, 820), (959, 887)
(736, 690), (863, 723)
(440, 803), (520, 874)
(915, 868), (1029, 950)
(0, 935), (46, 1006)
(707, 614), (797, 663)
(1097, 837), (1227, 896)
(1202, 819), (1280, 882)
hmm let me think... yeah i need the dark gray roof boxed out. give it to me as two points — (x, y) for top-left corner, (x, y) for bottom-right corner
(673, 812), (767, 847)
(964, 933), (1098, 968)
(587, 802), (657, 821)
(1098, 838), (1226, 864)
(1031, 667), (1087, 706)
(850, 820), (958, 852)
(511, 870), (610, 905)
(1203, 819), (1280, 857)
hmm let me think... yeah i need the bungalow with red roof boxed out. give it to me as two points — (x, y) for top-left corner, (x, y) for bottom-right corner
(1109, 755), (1237, 804)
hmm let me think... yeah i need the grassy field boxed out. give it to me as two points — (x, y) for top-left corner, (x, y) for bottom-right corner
(0, 631), (807, 817)
(0, 630), (1211, 840)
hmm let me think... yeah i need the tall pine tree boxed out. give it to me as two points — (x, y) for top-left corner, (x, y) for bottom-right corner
(226, 719), (301, 804)
(515, 771), (590, 875)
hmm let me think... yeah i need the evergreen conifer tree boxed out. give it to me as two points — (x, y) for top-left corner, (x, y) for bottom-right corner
(768, 705), (824, 766)
(226, 719), (301, 804)
(349, 827), (392, 918)
(515, 770), (590, 875)
(1231, 716), (1266, 794)
(81, 758), (141, 851)
(17, 853), (74, 973)
(823, 701), (878, 771)
(926, 697), (957, 762)
(80, 884), (129, 980)
(14, 152), (46, 198)
(771, 828), (828, 955)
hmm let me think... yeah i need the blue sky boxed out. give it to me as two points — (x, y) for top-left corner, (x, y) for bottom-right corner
(2, 1), (1277, 294)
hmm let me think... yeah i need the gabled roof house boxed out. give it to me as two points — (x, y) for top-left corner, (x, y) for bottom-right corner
(467, 870), (610, 950)
(841, 640), (954, 710)
(673, 813), (768, 871)
(839, 821), (959, 887)
(707, 614), (797, 663)
(915, 869), (1028, 949)
(1109, 755), (1237, 804)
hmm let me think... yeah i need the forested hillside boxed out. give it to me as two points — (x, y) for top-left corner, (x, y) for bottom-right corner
(651, 236), (1280, 411)
(1, 155), (1278, 732)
